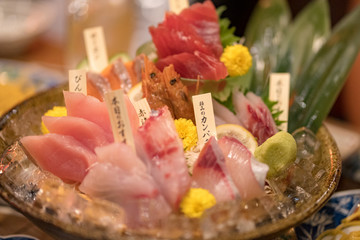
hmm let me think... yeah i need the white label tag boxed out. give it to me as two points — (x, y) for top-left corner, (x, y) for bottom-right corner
(83, 26), (108, 73)
(192, 93), (217, 146)
(133, 98), (151, 126)
(168, 0), (189, 14)
(269, 73), (290, 131)
(68, 69), (87, 95)
(105, 89), (135, 151)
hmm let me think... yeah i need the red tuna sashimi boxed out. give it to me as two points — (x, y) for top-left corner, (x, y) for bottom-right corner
(94, 142), (146, 172)
(63, 91), (139, 136)
(79, 163), (171, 227)
(192, 137), (239, 202)
(218, 136), (267, 200)
(42, 116), (112, 151)
(179, 0), (223, 58)
(21, 134), (97, 183)
(232, 90), (278, 144)
(135, 106), (191, 210)
(156, 51), (228, 80)
(150, 13), (214, 58)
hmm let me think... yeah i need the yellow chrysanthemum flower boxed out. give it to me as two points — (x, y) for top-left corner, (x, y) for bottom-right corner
(180, 188), (216, 218)
(174, 118), (198, 151)
(220, 44), (252, 77)
(41, 106), (67, 134)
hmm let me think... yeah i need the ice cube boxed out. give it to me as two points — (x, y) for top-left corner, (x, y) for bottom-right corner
(292, 127), (321, 162)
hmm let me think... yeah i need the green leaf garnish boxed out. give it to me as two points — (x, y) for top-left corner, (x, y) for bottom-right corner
(217, 6), (241, 47)
(263, 97), (286, 128)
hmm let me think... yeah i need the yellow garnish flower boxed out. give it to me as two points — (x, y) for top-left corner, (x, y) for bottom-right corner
(180, 188), (216, 218)
(220, 44), (252, 77)
(41, 106), (67, 134)
(174, 118), (198, 151)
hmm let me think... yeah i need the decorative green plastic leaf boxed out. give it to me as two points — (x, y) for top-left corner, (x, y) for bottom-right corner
(244, 0), (291, 96)
(288, 5), (360, 133)
(276, 0), (330, 91)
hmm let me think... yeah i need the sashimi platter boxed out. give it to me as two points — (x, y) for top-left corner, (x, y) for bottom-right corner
(1, 0), (359, 239)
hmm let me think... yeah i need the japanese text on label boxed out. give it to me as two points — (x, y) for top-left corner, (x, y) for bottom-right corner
(69, 69), (87, 95)
(192, 93), (217, 145)
(269, 73), (290, 131)
(132, 98), (151, 126)
(83, 26), (108, 73)
(105, 89), (135, 151)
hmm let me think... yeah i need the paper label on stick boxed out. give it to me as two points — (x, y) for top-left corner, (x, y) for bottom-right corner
(105, 89), (135, 151)
(169, 0), (189, 14)
(192, 93), (217, 146)
(83, 26), (108, 73)
(68, 69), (87, 95)
(133, 98), (151, 126)
(269, 73), (290, 131)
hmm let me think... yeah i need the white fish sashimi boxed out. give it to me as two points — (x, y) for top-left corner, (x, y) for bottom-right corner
(212, 98), (242, 126)
(232, 90), (278, 144)
(79, 163), (171, 227)
(192, 137), (239, 202)
(135, 106), (191, 210)
(94, 142), (146, 172)
(218, 136), (267, 200)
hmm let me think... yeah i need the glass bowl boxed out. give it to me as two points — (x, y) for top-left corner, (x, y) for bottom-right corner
(0, 84), (341, 240)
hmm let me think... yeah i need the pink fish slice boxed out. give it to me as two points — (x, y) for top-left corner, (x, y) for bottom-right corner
(94, 142), (147, 173)
(79, 163), (171, 228)
(135, 106), (191, 210)
(63, 91), (139, 137)
(21, 133), (98, 183)
(218, 136), (267, 201)
(42, 115), (112, 151)
(192, 136), (239, 202)
(232, 90), (278, 144)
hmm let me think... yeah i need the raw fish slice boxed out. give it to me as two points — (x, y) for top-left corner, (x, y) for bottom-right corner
(21, 134), (97, 183)
(123, 93), (141, 133)
(150, 13), (214, 58)
(159, 12), (199, 36)
(95, 142), (146, 173)
(64, 91), (112, 133)
(132, 54), (145, 84)
(86, 71), (112, 101)
(212, 98), (242, 126)
(64, 91), (139, 136)
(218, 136), (267, 200)
(156, 51), (228, 80)
(232, 90), (278, 144)
(192, 137), (239, 202)
(214, 115), (227, 126)
(42, 116), (112, 151)
(101, 58), (133, 93)
(135, 106), (191, 209)
(179, 1), (223, 58)
(79, 163), (171, 227)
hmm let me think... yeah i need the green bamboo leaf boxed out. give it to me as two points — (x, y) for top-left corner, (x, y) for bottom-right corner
(288, 5), (360, 133)
(276, 0), (330, 91)
(244, 0), (291, 96)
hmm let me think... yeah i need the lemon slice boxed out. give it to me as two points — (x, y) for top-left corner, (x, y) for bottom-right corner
(216, 124), (258, 153)
(127, 82), (143, 103)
